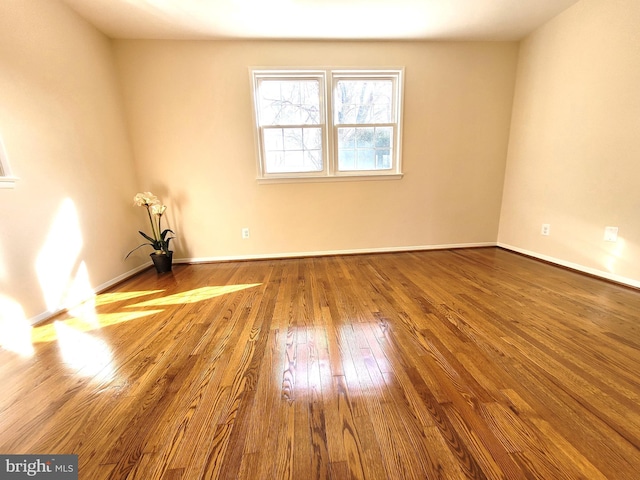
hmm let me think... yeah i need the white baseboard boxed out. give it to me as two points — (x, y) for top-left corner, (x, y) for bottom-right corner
(175, 242), (497, 264)
(28, 261), (152, 326)
(28, 310), (61, 326)
(94, 262), (152, 292)
(498, 243), (640, 289)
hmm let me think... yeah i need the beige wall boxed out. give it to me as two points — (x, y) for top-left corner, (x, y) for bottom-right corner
(0, 0), (141, 323)
(114, 40), (518, 260)
(498, 0), (640, 286)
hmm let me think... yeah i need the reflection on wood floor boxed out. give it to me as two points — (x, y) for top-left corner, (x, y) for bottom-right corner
(1, 247), (639, 479)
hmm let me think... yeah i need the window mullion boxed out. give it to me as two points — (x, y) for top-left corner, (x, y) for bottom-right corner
(323, 71), (334, 176)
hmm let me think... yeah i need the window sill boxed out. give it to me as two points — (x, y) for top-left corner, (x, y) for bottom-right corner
(257, 173), (404, 185)
(0, 177), (18, 189)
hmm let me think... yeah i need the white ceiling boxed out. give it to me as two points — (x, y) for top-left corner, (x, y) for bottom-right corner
(61, 0), (580, 41)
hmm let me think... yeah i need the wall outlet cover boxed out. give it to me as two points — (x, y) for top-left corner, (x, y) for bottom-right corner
(541, 224), (550, 236)
(604, 226), (618, 242)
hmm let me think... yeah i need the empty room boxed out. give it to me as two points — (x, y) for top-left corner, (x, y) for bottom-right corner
(0, 0), (639, 478)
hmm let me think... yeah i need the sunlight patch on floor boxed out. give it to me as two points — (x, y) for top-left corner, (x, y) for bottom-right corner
(94, 290), (165, 306)
(55, 321), (114, 380)
(31, 309), (164, 343)
(126, 284), (262, 307)
(3, 279), (261, 355)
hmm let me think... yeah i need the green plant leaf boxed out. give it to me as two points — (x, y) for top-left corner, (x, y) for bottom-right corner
(160, 229), (174, 240)
(125, 242), (154, 259)
(139, 231), (155, 243)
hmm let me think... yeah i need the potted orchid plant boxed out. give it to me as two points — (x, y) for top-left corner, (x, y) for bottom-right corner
(126, 192), (175, 273)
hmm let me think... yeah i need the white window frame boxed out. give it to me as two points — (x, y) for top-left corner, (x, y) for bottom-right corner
(0, 136), (17, 189)
(252, 70), (329, 179)
(250, 68), (404, 183)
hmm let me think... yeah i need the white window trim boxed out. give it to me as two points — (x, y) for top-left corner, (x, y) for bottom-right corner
(0, 136), (18, 189)
(250, 67), (404, 183)
(252, 70), (328, 179)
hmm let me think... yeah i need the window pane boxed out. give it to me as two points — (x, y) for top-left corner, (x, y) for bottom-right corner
(284, 128), (303, 150)
(284, 151), (304, 169)
(376, 149), (392, 169)
(263, 126), (323, 173)
(357, 149), (375, 169)
(337, 126), (394, 172)
(338, 149), (356, 170)
(265, 151), (284, 172)
(374, 127), (392, 148)
(338, 128), (355, 149)
(373, 105), (391, 121)
(335, 80), (393, 124)
(355, 128), (374, 148)
(303, 128), (322, 150)
(258, 80), (320, 126)
(263, 129), (283, 151)
(304, 150), (323, 171)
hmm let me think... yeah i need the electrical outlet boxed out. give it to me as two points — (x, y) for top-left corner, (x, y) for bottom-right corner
(604, 226), (618, 242)
(242, 227), (250, 239)
(541, 224), (550, 236)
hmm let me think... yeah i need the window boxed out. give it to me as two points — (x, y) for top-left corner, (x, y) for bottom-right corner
(0, 136), (17, 189)
(251, 68), (403, 181)
(254, 72), (326, 175)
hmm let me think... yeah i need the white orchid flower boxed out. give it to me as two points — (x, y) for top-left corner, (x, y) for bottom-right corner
(133, 192), (159, 207)
(151, 204), (167, 216)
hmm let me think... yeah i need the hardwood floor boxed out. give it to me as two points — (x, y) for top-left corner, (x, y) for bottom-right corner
(1, 247), (639, 479)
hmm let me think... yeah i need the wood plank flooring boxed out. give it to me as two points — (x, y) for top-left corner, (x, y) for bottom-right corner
(1, 247), (639, 479)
